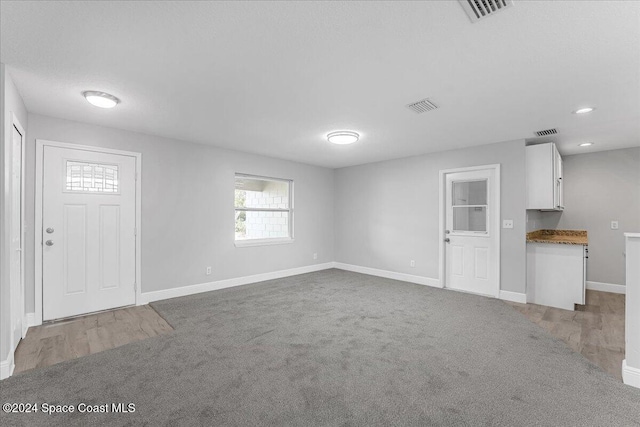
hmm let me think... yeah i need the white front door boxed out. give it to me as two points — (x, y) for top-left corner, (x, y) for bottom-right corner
(42, 146), (137, 321)
(445, 168), (498, 297)
(10, 123), (24, 344)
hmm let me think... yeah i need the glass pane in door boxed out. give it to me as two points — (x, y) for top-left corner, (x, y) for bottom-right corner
(453, 206), (487, 232)
(452, 180), (487, 206)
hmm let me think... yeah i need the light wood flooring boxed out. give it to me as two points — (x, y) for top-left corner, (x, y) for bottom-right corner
(506, 290), (625, 381)
(14, 305), (173, 375)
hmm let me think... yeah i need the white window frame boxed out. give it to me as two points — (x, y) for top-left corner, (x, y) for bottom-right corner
(450, 178), (489, 236)
(234, 173), (294, 247)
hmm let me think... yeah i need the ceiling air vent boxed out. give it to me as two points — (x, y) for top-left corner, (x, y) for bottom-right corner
(406, 98), (438, 114)
(459, 0), (514, 23)
(534, 128), (558, 137)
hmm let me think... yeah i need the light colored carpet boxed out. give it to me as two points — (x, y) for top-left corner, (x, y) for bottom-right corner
(1, 269), (639, 426)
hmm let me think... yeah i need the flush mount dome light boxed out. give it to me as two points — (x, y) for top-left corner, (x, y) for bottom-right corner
(573, 107), (595, 114)
(83, 91), (120, 108)
(579, 142), (594, 147)
(327, 131), (359, 145)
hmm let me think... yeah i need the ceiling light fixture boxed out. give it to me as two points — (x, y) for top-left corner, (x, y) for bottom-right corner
(83, 91), (120, 108)
(327, 131), (359, 145)
(573, 107), (595, 114)
(578, 142), (594, 147)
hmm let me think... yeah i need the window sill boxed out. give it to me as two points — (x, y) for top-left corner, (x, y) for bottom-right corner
(234, 238), (295, 248)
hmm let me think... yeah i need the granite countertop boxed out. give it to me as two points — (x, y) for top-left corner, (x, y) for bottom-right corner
(526, 229), (588, 245)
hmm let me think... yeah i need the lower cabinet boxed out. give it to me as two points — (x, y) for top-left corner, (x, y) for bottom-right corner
(527, 243), (587, 311)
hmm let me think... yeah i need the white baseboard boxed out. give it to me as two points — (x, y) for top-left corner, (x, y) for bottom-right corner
(333, 262), (441, 288)
(586, 281), (625, 294)
(25, 312), (36, 328)
(499, 290), (527, 304)
(139, 262), (335, 304)
(0, 351), (15, 381)
(623, 359), (640, 389)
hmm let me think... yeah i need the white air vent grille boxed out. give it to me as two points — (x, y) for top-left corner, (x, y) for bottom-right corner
(535, 128), (558, 137)
(459, 0), (513, 22)
(406, 98), (438, 114)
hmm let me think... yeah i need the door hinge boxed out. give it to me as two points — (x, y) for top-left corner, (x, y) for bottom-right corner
(134, 282), (137, 292)
(134, 227), (137, 236)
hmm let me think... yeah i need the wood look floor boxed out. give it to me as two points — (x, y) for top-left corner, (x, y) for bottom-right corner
(506, 290), (625, 381)
(14, 305), (173, 375)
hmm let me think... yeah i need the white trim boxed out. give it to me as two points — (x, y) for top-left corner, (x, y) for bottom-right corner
(234, 237), (295, 248)
(499, 290), (527, 304)
(0, 351), (15, 381)
(25, 313), (36, 328)
(586, 281), (625, 295)
(623, 359), (640, 389)
(34, 139), (142, 326)
(333, 262), (441, 288)
(9, 114), (27, 352)
(139, 262), (335, 304)
(438, 164), (501, 298)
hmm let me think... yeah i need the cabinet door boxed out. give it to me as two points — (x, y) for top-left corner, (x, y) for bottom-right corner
(527, 243), (584, 310)
(526, 144), (555, 209)
(553, 146), (564, 209)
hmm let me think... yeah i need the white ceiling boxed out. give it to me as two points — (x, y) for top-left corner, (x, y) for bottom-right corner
(2, 1), (639, 168)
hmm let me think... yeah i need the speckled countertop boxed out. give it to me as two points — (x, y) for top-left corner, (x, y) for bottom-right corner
(526, 229), (588, 245)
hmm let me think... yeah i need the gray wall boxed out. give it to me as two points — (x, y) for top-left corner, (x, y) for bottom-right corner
(1, 65), (29, 363)
(527, 147), (640, 285)
(334, 140), (527, 294)
(24, 114), (335, 313)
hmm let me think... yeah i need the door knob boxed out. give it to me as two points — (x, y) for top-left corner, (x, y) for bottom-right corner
(45, 240), (54, 246)
(444, 238), (450, 243)
(46, 227), (54, 234)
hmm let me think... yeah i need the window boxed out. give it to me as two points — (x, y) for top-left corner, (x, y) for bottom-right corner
(234, 174), (293, 246)
(66, 161), (119, 193)
(452, 179), (488, 233)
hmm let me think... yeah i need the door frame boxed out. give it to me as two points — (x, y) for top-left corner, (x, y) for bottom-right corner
(9, 114), (26, 346)
(438, 164), (501, 297)
(34, 139), (142, 326)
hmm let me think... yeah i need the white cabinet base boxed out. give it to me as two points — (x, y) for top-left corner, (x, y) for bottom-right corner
(623, 233), (640, 388)
(527, 243), (585, 311)
(623, 360), (640, 388)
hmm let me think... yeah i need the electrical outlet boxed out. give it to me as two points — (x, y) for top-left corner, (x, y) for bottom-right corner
(502, 220), (514, 229)
(611, 221), (619, 230)
(206, 266), (212, 275)
(313, 253), (318, 260)
(410, 260), (415, 268)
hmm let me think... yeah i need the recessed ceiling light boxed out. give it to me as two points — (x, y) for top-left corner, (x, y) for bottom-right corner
(83, 91), (120, 108)
(327, 131), (359, 145)
(578, 142), (594, 147)
(573, 107), (595, 114)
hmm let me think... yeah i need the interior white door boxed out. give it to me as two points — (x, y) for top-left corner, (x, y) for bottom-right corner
(445, 169), (498, 297)
(42, 146), (137, 321)
(10, 124), (24, 345)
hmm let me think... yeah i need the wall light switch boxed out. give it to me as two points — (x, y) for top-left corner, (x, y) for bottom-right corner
(502, 220), (514, 229)
(611, 221), (619, 230)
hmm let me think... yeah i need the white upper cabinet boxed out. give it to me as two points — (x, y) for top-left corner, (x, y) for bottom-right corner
(526, 143), (564, 211)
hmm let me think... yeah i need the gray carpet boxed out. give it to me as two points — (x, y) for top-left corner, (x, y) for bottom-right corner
(1, 269), (639, 426)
